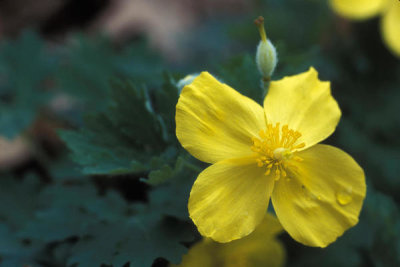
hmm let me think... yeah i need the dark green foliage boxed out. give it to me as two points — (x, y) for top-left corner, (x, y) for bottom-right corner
(0, 30), (196, 266)
(55, 36), (164, 113)
(147, 157), (200, 220)
(0, 31), (55, 138)
(67, 209), (193, 267)
(0, 224), (42, 267)
(217, 54), (263, 104)
(364, 188), (400, 266)
(0, 175), (43, 230)
(0, 171), (197, 266)
(152, 74), (180, 143)
(1, 0), (400, 266)
(59, 76), (180, 175)
(0, 31), (164, 140)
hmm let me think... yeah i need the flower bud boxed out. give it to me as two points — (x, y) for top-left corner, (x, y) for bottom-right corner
(176, 73), (200, 92)
(255, 16), (278, 81)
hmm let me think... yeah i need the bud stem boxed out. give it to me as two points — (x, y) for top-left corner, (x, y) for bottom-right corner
(254, 15), (277, 94)
(262, 79), (270, 97)
(254, 16), (267, 42)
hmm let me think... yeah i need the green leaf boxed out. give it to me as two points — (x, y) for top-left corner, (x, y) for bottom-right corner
(0, 176), (45, 267)
(9, 167), (196, 266)
(18, 183), (97, 242)
(19, 181), (139, 240)
(0, 223), (42, 267)
(364, 188), (400, 266)
(0, 175), (42, 230)
(0, 224), (21, 256)
(0, 31), (55, 138)
(152, 73), (180, 143)
(336, 119), (400, 192)
(217, 54), (263, 104)
(67, 206), (193, 267)
(146, 156), (200, 220)
(19, 207), (98, 242)
(144, 164), (175, 186)
(59, 79), (178, 175)
(56, 36), (164, 111)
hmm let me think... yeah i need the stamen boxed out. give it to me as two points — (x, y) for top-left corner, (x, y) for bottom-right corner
(292, 143), (305, 150)
(293, 156), (304, 162)
(251, 123), (306, 179)
(259, 129), (266, 139)
(275, 169), (281, 180)
(257, 160), (263, 167)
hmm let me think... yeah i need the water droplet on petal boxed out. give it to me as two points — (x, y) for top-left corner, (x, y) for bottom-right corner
(336, 188), (353, 206)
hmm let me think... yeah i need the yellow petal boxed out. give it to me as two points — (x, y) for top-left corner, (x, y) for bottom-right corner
(271, 144), (366, 247)
(173, 214), (285, 267)
(329, 0), (388, 20)
(173, 236), (285, 267)
(381, 2), (400, 57)
(188, 157), (274, 243)
(219, 213), (285, 267)
(221, 235), (285, 267)
(171, 239), (219, 267)
(176, 72), (265, 164)
(250, 212), (284, 238)
(264, 68), (341, 150)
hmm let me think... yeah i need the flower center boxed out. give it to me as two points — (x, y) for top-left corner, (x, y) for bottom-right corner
(251, 123), (305, 180)
(273, 147), (291, 161)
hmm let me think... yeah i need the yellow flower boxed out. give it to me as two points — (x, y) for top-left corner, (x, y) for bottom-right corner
(330, 0), (400, 57)
(176, 68), (366, 247)
(172, 213), (285, 267)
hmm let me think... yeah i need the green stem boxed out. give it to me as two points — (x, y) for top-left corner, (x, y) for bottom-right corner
(182, 160), (203, 173)
(261, 76), (271, 97)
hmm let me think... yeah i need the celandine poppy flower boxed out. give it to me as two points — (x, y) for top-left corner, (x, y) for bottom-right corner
(172, 213), (285, 267)
(176, 68), (366, 247)
(330, 0), (400, 57)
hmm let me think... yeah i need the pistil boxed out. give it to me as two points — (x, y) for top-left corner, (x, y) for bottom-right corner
(251, 123), (305, 180)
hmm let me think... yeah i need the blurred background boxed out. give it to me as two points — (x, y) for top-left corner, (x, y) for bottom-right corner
(0, 0), (399, 266)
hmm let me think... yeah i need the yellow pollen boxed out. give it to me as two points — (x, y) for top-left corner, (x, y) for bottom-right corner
(251, 123), (305, 178)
